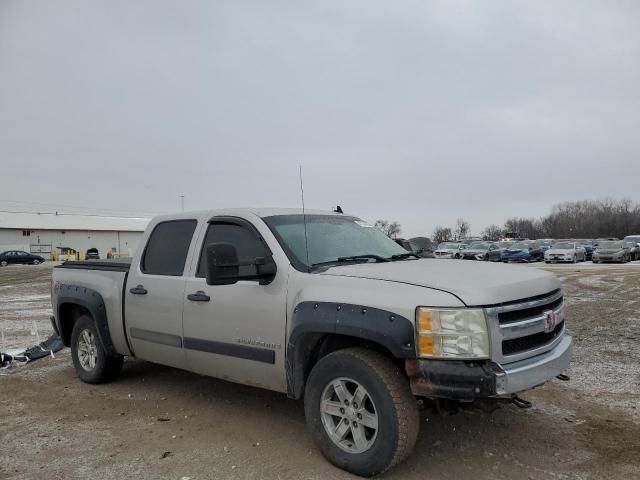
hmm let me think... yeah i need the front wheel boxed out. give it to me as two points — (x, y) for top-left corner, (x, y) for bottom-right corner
(304, 348), (419, 477)
(71, 315), (123, 384)
(32, 259), (40, 265)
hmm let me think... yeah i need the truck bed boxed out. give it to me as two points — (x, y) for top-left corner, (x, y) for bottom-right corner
(52, 258), (132, 356)
(55, 258), (132, 272)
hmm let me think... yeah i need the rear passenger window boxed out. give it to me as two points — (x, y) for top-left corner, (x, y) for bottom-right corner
(197, 222), (268, 277)
(141, 220), (197, 276)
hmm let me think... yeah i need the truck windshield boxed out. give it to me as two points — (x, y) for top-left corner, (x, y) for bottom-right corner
(263, 214), (409, 271)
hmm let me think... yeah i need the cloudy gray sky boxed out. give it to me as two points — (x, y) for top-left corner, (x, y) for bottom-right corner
(1, 1), (639, 237)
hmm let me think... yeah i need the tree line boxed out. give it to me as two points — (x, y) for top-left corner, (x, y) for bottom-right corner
(376, 198), (640, 242)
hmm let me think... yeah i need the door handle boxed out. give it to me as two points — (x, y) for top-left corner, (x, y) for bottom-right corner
(187, 291), (210, 302)
(129, 285), (148, 295)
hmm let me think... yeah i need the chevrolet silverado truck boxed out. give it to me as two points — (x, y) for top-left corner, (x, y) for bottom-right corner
(50, 208), (572, 477)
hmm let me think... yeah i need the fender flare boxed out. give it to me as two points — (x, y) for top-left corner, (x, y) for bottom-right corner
(285, 301), (416, 399)
(56, 284), (117, 356)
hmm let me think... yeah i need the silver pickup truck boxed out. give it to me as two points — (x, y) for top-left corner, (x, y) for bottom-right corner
(51, 208), (572, 477)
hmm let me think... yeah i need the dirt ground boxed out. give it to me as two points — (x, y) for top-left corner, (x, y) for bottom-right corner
(1, 262), (639, 480)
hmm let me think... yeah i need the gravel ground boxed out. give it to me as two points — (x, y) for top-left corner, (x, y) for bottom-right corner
(1, 262), (639, 480)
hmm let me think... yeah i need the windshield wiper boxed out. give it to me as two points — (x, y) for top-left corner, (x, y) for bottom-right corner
(311, 254), (390, 270)
(389, 252), (420, 260)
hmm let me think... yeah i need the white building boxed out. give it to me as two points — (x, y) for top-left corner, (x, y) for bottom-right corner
(0, 212), (149, 260)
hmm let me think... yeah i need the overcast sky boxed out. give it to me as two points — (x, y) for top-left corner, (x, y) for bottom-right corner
(1, 1), (639, 237)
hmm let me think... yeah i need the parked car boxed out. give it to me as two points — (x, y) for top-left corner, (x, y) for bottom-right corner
(537, 240), (553, 253)
(593, 238), (618, 247)
(623, 235), (640, 261)
(396, 238), (435, 258)
(51, 208), (572, 477)
(434, 242), (465, 259)
(0, 250), (45, 266)
(85, 248), (100, 260)
(502, 240), (544, 263)
(460, 241), (499, 261)
(574, 239), (594, 260)
(544, 241), (586, 263)
(407, 237), (435, 258)
(394, 238), (412, 250)
(623, 241), (638, 261)
(592, 240), (630, 263)
(488, 241), (513, 262)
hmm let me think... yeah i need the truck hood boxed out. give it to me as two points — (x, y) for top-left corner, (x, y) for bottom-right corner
(319, 260), (559, 306)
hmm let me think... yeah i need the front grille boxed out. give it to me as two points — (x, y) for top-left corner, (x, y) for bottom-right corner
(502, 321), (564, 356)
(498, 296), (563, 324)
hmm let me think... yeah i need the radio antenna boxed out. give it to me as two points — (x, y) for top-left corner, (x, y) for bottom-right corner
(299, 165), (311, 271)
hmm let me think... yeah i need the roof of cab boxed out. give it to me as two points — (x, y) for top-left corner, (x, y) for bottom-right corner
(148, 208), (348, 223)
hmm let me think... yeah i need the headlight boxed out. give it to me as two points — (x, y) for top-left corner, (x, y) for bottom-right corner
(416, 308), (489, 359)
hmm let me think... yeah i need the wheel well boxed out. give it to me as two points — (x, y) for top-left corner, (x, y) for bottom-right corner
(59, 303), (91, 346)
(295, 333), (404, 398)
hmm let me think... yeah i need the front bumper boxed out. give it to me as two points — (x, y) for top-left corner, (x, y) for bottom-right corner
(405, 334), (572, 400)
(595, 255), (624, 262)
(503, 254), (531, 262)
(546, 257), (574, 263)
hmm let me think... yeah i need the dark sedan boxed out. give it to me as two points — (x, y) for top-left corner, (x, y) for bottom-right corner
(0, 250), (46, 266)
(501, 240), (544, 263)
(85, 248), (100, 260)
(487, 242), (513, 262)
(394, 237), (435, 258)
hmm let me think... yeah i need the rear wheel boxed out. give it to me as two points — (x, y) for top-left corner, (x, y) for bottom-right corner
(304, 348), (418, 477)
(71, 315), (123, 384)
(0, 260), (7, 267)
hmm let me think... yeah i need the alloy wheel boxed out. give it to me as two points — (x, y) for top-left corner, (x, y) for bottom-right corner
(320, 378), (379, 454)
(77, 329), (98, 372)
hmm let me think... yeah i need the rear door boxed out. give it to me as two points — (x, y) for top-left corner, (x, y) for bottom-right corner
(124, 219), (199, 369)
(182, 216), (288, 392)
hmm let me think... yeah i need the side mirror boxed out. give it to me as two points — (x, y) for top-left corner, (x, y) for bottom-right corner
(205, 243), (240, 286)
(205, 242), (277, 286)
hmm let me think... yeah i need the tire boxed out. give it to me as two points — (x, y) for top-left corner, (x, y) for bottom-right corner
(0, 260), (7, 267)
(304, 348), (419, 477)
(545, 261), (550, 264)
(70, 315), (123, 384)
(33, 259), (40, 265)
(592, 260), (599, 264)
(572, 255), (577, 264)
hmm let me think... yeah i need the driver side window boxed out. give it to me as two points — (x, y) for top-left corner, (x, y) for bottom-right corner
(197, 222), (269, 278)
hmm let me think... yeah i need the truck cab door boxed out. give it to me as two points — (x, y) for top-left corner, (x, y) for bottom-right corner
(182, 217), (288, 393)
(125, 219), (199, 369)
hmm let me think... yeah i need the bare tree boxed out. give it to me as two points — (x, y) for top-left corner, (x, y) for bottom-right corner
(432, 226), (452, 243)
(454, 218), (470, 240)
(482, 224), (503, 241)
(504, 217), (545, 239)
(374, 219), (402, 238)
